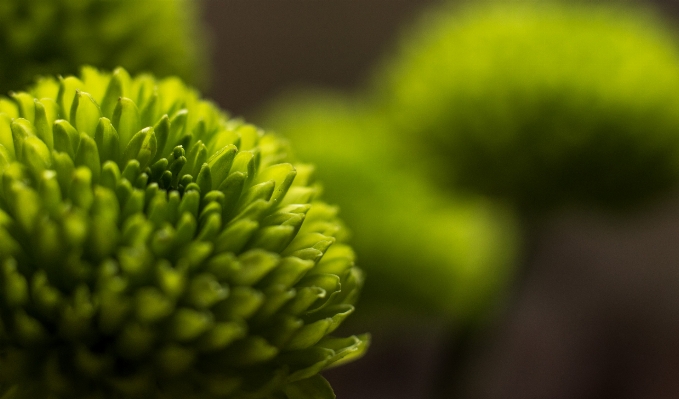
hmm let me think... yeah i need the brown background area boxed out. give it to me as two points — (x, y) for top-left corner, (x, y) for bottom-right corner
(202, 0), (443, 116)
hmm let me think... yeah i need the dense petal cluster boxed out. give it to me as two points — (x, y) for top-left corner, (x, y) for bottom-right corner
(0, 0), (207, 94)
(375, 2), (679, 211)
(0, 67), (366, 399)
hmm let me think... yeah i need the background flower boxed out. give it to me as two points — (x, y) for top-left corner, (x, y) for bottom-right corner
(374, 2), (679, 212)
(260, 90), (520, 321)
(0, 0), (208, 94)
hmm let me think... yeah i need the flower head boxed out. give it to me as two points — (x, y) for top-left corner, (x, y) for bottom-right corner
(376, 2), (679, 212)
(0, 0), (208, 94)
(261, 90), (519, 319)
(0, 67), (366, 399)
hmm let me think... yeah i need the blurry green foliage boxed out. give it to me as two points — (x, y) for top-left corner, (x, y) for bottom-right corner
(0, 67), (367, 399)
(375, 1), (679, 212)
(0, 0), (208, 94)
(261, 92), (519, 320)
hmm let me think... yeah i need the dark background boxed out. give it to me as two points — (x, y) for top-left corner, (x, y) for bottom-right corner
(202, 0), (442, 116)
(201, 1), (679, 398)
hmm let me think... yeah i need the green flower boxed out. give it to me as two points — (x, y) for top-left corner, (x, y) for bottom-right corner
(260, 91), (519, 320)
(375, 2), (679, 212)
(0, 0), (208, 94)
(0, 67), (367, 399)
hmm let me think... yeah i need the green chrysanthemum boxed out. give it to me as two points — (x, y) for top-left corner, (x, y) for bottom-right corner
(0, 0), (207, 94)
(376, 1), (679, 212)
(260, 91), (519, 320)
(0, 67), (367, 399)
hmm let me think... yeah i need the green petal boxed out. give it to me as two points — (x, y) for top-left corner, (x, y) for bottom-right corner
(282, 375), (335, 399)
(122, 127), (157, 170)
(112, 97), (141, 151)
(70, 91), (101, 137)
(53, 119), (80, 159)
(94, 117), (120, 164)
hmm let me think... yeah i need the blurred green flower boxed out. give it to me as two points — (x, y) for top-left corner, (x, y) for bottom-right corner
(0, 0), (208, 94)
(0, 67), (366, 399)
(375, 2), (679, 212)
(260, 91), (519, 320)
